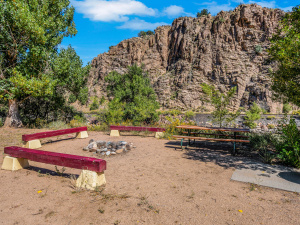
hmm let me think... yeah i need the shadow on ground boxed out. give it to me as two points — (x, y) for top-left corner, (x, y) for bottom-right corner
(165, 140), (295, 175)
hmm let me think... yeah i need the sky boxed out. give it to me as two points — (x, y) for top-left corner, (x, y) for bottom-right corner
(60, 0), (299, 65)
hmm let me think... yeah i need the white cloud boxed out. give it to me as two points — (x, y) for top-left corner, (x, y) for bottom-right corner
(280, 5), (294, 12)
(163, 5), (184, 17)
(117, 18), (168, 30)
(71, 0), (156, 22)
(198, 1), (234, 15)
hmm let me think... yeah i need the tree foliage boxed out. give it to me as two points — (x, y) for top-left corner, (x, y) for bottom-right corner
(244, 103), (262, 128)
(105, 65), (160, 125)
(197, 9), (210, 18)
(268, 5), (300, 106)
(138, 30), (154, 37)
(0, 0), (77, 126)
(201, 84), (238, 127)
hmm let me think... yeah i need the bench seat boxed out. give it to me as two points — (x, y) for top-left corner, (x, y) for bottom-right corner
(172, 135), (250, 143)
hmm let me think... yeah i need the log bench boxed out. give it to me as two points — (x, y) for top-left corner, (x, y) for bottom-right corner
(2, 146), (106, 190)
(22, 127), (88, 149)
(110, 125), (166, 138)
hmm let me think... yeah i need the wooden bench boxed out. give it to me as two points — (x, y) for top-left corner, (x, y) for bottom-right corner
(182, 132), (249, 139)
(172, 135), (250, 154)
(2, 146), (106, 190)
(110, 125), (166, 138)
(22, 127), (88, 149)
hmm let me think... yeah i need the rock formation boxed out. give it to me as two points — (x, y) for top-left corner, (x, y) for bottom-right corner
(88, 4), (285, 113)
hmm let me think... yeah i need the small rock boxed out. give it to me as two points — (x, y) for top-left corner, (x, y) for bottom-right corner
(96, 149), (102, 153)
(111, 152), (116, 155)
(111, 148), (116, 152)
(101, 152), (106, 155)
(106, 151), (111, 156)
(87, 143), (94, 149)
(96, 141), (106, 148)
(83, 147), (89, 151)
(89, 139), (95, 144)
(116, 149), (123, 154)
(101, 148), (108, 152)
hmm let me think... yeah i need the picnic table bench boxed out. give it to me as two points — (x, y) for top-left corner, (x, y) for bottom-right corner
(2, 146), (106, 190)
(110, 125), (165, 138)
(173, 125), (250, 155)
(22, 127), (88, 149)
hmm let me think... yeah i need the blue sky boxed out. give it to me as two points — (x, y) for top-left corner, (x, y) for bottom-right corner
(61, 0), (299, 65)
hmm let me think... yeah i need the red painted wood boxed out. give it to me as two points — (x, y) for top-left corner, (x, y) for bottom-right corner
(110, 125), (165, 132)
(4, 146), (106, 172)
(22, 127), (87, 141)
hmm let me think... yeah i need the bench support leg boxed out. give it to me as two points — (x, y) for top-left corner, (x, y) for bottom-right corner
(155, 132), (164, 139)
(76, 131), (88, 139)
(110, 130), (120, 137)
(1, 156), (29, 171)
(23, 139), (42, 149)
(76, 170), (106, 190)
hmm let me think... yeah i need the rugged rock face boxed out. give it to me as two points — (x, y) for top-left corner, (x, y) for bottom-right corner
(88, 4), (285, 113)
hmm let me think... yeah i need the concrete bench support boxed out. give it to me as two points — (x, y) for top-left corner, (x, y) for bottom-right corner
(76, 131), (89, 139)
(155, 132), (164, 139)
(110, 130), (120, 136)
(24, 139), (42, 149)
(1, 156), (29, 171)
(76, 170), (106, 190)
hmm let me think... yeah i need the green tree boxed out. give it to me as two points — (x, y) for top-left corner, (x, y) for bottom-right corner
(138, 30), (154, 37)
(201, 84), (237, 127)
(197, 9), (210, 18)
(105, 65), (160, 125)
(0, 0), (77, 127)
(268, 5), (300, 106)
(244, 103), (262, 128)
(52, 46), (90, 100)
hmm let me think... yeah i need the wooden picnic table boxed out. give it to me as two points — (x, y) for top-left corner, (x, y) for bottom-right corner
(174, 125), (250, 155)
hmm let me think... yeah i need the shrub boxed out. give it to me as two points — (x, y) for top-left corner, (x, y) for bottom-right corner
(78, 87), (89, 105)
(185, 110), (195, 119)
(47, 120), (70, 130)
(201, 83), (237, 127)
(244, 103), (262, 128)
(100, 96), (105, 105)
(138, 30), (154, 37)
(249, 133), (278, 163)
(68, 93), (76, 103)
(267, 124), (276, 129)
(90, 97), (99, 111)
(105, 65), (160, 125)
(276, 118), (300, 168)
(197, 9), (210, 17)
(255, 45), (262, 53)
(282, 103), (292, 114)
(69, 115), (87, 128)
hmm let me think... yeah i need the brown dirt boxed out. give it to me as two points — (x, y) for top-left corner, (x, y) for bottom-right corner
(0, 128), (300, 225)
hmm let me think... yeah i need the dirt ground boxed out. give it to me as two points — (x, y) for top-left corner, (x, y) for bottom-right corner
(0, 128), (300, 225)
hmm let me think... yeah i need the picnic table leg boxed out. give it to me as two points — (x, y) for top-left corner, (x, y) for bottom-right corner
(188, 130), (191, 145)
(181, 138), (184, 150)
(233, 132), (237, 155)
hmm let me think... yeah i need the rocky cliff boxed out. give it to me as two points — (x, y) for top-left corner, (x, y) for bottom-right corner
(88, 4), (285, 113)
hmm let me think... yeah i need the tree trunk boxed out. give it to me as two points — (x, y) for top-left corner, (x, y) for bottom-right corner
(4, 99), (23, 128)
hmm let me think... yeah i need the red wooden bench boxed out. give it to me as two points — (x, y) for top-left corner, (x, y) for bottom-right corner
(2, 146), (106, 190)
(109, 125), (166, 138)
(22, 127), (88, 149)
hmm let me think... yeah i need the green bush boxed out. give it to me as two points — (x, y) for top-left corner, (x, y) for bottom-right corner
(90, 97), (99, 111)
(47, 120), (70, 130)
(100, 96), (105, 105)
(282, 103), (292, 114)
(185, 110), (195, 119)
(68, 93), (77, 103)
(78, 87), (89, 105)
(197, 9), (210, 17)
(276, 119), (300, 168)
(255, 45), (262, 53)
(249, 133), (278, 163)
(105, 65), (160, 125)
(244, 103), (262, 128)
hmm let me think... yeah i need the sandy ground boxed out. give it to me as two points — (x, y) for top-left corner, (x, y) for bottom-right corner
(0, 128), (300, 225)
